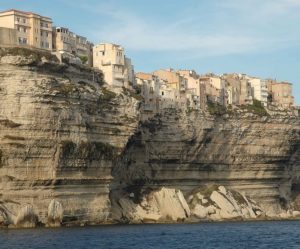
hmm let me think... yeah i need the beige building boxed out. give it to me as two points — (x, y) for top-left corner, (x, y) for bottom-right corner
(93, 43), (134, 87)
(153, 69), (187, 109)
(177, 70), (206, 110)
(269, 82), (294, 108)
(0, 9), (52, 50)
(52, 27), (93, 66)
(199, 76), (225, 105)
(0, 27), (17, 46)
(222, 74), (253, 105)
(136, 72), (182, 114)
(136, 73), (160, 113)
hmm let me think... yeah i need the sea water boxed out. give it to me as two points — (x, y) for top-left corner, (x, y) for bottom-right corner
(1, 221), (300, 249)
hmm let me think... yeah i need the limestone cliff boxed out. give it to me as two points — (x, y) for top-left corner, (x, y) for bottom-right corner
(0, 48), (299, 227)
(0, 48), (139, 227)
(112, 108), (300, 221)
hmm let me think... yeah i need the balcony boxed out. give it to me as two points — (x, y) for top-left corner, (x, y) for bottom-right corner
(15, 21), (31, 27)
(114, 73), (125, 80)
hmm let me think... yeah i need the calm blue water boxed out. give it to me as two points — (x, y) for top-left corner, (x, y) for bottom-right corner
(1, 221), (300, 249)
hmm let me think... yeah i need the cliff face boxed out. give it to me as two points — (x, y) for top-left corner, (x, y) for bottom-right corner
(0, 49), (300, 227)
(112, 109), (300, 221)
(0, 49), (139, 227)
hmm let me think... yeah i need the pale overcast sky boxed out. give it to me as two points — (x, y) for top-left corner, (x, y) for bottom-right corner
(1, 0), (299, 104)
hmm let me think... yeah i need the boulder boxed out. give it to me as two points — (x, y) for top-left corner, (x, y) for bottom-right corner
(47, 200), (63, 227)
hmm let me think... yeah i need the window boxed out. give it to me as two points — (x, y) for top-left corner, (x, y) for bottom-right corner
(41, 41), (44, 47)
(23, 28), (27, 33)
(18, 37), (27, 44)
(46, 32), (48, 37)
(40, 31), (43, 36)
(102, 51), (105, 56)
(22, 18), (26, 23)
(45, 23), (48, 28)
(17, 17), (20, 22)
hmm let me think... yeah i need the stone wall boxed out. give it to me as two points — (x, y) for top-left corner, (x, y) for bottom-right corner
(0, 27), (17, 46)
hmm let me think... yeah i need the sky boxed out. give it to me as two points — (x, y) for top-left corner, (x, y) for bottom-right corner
(1, 0), (299, 104)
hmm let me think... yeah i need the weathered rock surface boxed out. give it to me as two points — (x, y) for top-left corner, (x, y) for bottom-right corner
(0, 48), (300, 227)
(0, 48), (139, 227)
(113, 108), (300, 221)
(113, 187), (190, 223)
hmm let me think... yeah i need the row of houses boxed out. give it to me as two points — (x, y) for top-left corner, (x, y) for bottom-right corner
(0, 9), (296, 114)
(0, 9), (135, 89)
(135, 69), (295, 115)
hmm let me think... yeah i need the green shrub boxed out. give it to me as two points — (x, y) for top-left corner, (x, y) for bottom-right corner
(207, 100), (227, 116)
(122, 87), (143, 101)
(241, 99), (268, 116)
(60, 140), (117, 160)
(0, 47), (59, 63)
(100, 88), (117, 101)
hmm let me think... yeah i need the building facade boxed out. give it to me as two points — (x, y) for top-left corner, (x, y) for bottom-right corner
(153, 69), (187, 109)
(93, 43), (134, 87)
(247, 77), (268, 106)
(52, 27), (93, 66)
(177, 70), (206, 110)
(0, 9), (52, 50)
(269, 82), (294, 108)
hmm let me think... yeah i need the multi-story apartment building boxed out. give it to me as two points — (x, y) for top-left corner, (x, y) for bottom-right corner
(52, 27), (93, 66)
(93, 43), (134, 87)
(0, 9), (52, 50)
(247, 77), (268, 106)
(222, 74), (253, 105)
(177, 70), (206, 110)
(269, 81), (294, 108)
(153, 69), (187, 109)
(199, 76), (226, 105)
(136, 72), (182, 114)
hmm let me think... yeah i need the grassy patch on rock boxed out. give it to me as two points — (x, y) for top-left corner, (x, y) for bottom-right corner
(0, 47), (58, 63)
(240, 99), (269, 116)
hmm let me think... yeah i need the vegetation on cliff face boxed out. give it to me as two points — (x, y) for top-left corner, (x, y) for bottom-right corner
(60, 140), (117, 160)
(122, 86), (143, 101)
(100, 88), (117, 101)
(207, 100), (227, 116)
(0, 47), (59, 63)
(240, 99), (269, 116)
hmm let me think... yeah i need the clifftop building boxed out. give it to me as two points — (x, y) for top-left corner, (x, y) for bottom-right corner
(93, 43), (134, 87)
(0, 9), (52, 50)
(52, 26), (93, 66)
(268, 81), (294, 108)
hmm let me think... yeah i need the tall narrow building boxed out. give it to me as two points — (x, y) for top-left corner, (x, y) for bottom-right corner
(93, 43), (134, 87)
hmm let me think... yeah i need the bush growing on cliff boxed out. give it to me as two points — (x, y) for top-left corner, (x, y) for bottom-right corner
(241, 99), (269, 116)
(122, 87), (143, 101)
(60, 140), (117, 160)
(207, 100), (227, 116)
(100, 88), (117, 101)
(0, 47), (59, 63)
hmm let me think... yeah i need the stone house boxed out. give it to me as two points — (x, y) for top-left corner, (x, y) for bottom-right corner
(268, 81), (294, 108)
